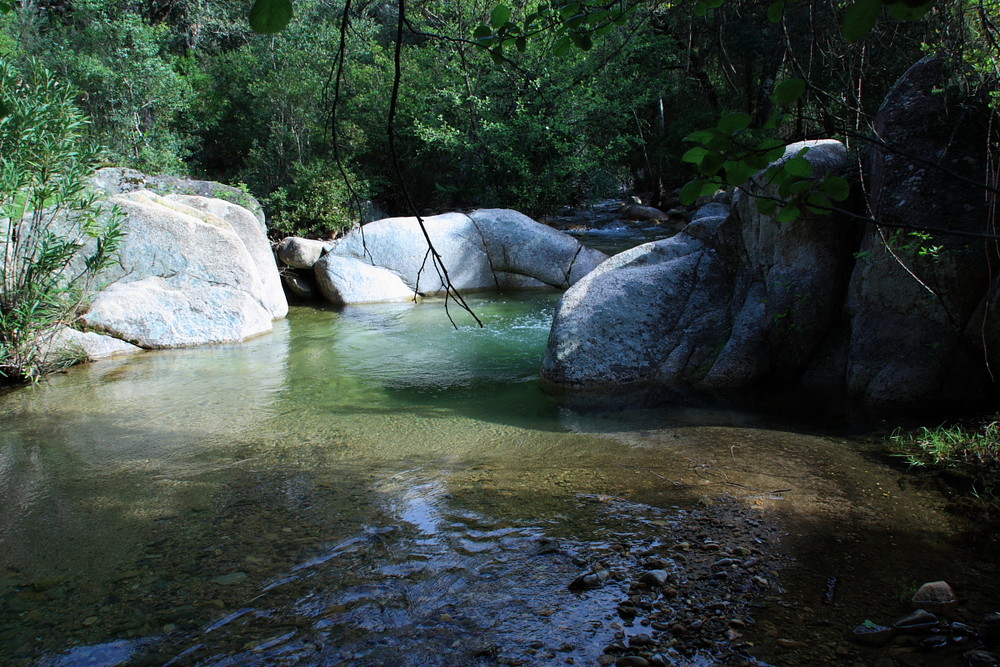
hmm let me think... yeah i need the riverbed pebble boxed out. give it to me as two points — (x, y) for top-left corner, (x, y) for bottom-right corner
(911, 580), (957, 608)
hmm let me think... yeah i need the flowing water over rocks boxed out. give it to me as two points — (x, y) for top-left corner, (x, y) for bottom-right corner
(1, 293), (998, 666)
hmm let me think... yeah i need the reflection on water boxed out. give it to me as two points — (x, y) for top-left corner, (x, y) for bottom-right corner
(0, 292), (994, 666)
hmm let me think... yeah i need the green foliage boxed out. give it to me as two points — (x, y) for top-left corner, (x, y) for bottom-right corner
(0, 59), (123, 383)
(266, 162), (366, 239)
(23, 0), (196, 174)
(250, 0), (293, 34)
(891, 418), (1000, 470)
(470, 1), (634, 60)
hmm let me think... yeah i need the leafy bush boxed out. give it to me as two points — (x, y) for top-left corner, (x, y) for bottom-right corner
(0, 58), (124, 383)
(265, 161), (366, 239)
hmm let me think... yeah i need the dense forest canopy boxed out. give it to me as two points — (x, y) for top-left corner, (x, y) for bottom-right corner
(1, 0), (997, 238)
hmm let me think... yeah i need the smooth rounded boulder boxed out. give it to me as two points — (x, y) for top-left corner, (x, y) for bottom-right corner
(315, 209), (607, 304)
(81, 190), (287, 348)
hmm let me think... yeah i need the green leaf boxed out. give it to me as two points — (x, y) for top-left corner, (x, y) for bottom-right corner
(888, 1), (933, 21)
(680, 179), (720, 206)
(842, 0), (881, 42)
(0, 98), (9, 119)
(249, 0), (293, 34)
(724, 162), (754, 187)
(757, 198), (778, 215)
(699, 152), (723, 176)
(775, 205), (801, 223)
(706, 0), (725, 7)
(784, 156), (813, 178)
(682, 147), (710, 164)
(489, 49), (505, 65)
(684, 129), (716, 144)
(806, 193), (834, 214)
(570, 31), (593, 50)
(680, 180), (705, 206)
(717, 112), (752, 134)
(820, 175), (851, 201)
(491, 4), (512, 29)
(772, 78), (806, 106)
(553, 35), (572, 56)
(515, 36), (527, 52)
(473, 25), (492, 39)
(767, 0), (786, 23)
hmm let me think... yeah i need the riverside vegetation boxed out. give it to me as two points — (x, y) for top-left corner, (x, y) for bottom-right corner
(2, 3), (1000, 661)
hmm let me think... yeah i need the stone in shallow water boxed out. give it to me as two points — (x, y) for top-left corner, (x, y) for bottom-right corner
(893, 609), (939, 631)
(568, 567), (609, 591)
(638, 570), (670, 587)
(911, 580), (957, 608)
(210, 572), (248, 586)
(965, 649), (999, 667)
(980, 614), (1000, 647)
(850, 621), (894, 646)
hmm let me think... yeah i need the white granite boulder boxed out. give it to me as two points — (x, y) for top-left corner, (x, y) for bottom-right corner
(315, 209), (606, 304)
(80, 190), (286, 348)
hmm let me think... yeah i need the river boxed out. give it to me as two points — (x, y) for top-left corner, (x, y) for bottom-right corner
(1, 284), (997, 664)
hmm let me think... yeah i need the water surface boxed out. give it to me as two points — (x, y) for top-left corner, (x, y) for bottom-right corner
(0, 293), (993, 666)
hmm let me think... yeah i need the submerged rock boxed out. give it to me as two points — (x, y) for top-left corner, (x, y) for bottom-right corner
(850, 621), (894, 646)
(980, 613), (1000, 646)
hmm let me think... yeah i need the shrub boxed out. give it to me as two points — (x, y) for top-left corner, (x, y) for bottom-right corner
(265, 161), (366, 239)
(0, 58), (123, 383)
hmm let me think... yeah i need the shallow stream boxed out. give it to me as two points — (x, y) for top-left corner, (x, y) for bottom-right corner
(1, 291), (997, 666)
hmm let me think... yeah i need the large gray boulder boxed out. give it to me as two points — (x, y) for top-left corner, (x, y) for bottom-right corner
(544, 59), (1000, 411)
(81, 190), (286, 348)
(277, 237), (330, 269)
(542, 217), (731, 386)
(315, 209), (606, 305)
(846, 56), (998, 409)
(706, 140), (855, 387)
(544, 139), (855, 393)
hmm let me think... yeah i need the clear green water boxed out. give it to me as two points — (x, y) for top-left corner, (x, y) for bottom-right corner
(0, 293), (993, 666)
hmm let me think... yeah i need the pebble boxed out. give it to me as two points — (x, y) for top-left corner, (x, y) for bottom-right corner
(980, 614), (1000, 647)
(964, 649), (999, 667)
(209, 572), (247, 586)
(615, 657), (649, 667)
(639, 570), (670, 587)
(893, 609), (938, 631)
(920, 633), (948, 649)
(850, 621), (894, 646)
(910, 581), (956, 608)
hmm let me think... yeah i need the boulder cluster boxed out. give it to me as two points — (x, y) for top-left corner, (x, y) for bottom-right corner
(273, 209), (606, 305)
(543, 57), (999, 411)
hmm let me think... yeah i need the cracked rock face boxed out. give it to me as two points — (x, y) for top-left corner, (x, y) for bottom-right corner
(313, 209), (607, 305)
(80, 190), (287, 348)
(542, 140), (855, 394)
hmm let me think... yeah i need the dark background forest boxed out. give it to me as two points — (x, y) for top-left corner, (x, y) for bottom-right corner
(2, 0), (996, 238)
